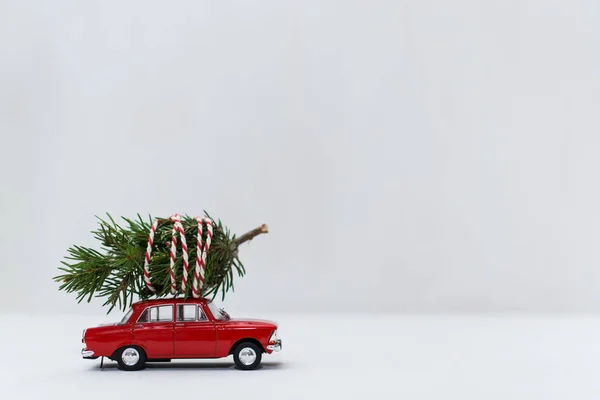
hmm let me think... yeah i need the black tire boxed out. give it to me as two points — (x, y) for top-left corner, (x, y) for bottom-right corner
(115, 345), (147, 371)
(233, 342), (262, 370)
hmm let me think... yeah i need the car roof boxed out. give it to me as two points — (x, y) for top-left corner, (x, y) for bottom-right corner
(132, 297), (211, 309)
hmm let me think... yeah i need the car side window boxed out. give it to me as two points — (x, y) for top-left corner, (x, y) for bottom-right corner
(198, 305), (207, 321)
(138, 309), (149, 323)
(177, 305), (197, 321)
(153, 305), (173, 322)
(176, 304), (208, 321)
(138, 305), (173, 323)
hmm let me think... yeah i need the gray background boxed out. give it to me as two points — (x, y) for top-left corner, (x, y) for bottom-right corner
(1, 0), (600, 315)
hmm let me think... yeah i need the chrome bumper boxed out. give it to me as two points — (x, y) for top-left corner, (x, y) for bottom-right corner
(267, 339), (282, 352)
(81, 348), (95, 358)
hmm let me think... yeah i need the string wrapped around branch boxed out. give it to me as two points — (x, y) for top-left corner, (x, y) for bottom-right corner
(54, 211), (269, 313)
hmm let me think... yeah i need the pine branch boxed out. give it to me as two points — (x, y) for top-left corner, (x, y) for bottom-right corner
(53, 212), (268, 313)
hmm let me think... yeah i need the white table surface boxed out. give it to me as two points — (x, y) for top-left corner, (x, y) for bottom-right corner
(2, 313), (600, 399)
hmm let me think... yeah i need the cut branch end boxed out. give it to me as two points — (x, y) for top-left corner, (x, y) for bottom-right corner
(234, 224), (269, 246)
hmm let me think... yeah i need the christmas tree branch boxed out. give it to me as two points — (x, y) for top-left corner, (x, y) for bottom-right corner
(54, 212), (269, 313)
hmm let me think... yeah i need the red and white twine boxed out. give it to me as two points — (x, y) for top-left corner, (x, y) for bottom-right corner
(169, 214), (188, 294)
(143, 219), (159, 293)
(193, 217), (213, 298)
(143, 214), (212, 297)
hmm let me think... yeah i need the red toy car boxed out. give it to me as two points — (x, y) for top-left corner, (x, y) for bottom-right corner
(81, 297), (282, 370)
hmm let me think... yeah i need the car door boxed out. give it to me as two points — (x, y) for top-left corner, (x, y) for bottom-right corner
(174, 303), (217, 357)
(133, 304), (174, 357)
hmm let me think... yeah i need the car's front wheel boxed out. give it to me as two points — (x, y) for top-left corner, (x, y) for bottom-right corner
(116, 345), (147, 371)
(233, 342), (262, 370)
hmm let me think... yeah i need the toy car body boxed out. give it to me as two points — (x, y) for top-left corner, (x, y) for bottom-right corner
(81, 297), (281, 370)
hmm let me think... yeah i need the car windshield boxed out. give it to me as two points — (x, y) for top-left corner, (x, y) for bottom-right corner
(118, 308), (134, 324)
(207, 302), (230, 320)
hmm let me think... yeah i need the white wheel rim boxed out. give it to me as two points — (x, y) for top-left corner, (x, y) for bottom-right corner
(122, 348), (140, 366)
(239, 347), (257, 366)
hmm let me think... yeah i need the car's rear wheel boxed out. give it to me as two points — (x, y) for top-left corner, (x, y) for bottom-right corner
(233, 342), (262, 370)
(116, 346), (147, 371)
